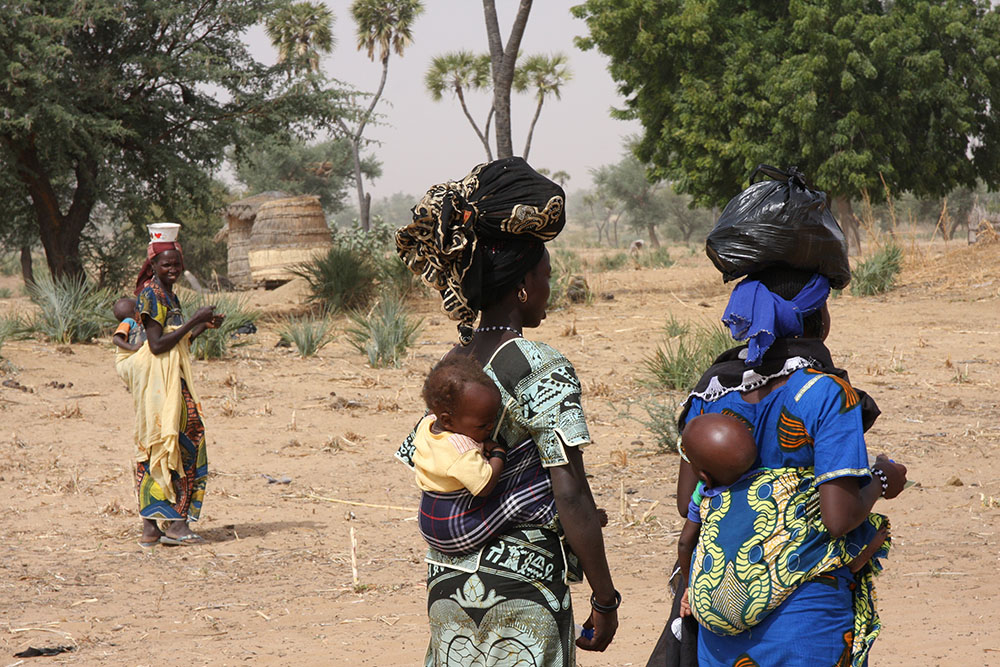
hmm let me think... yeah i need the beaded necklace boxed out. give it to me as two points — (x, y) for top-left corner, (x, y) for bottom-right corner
(474, 325), (522, 337)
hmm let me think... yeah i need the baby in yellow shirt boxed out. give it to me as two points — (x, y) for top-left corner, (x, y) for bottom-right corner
(412, 355), (507, 497)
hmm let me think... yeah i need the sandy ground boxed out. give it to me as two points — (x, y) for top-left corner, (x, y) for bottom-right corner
(0, 240), (998, 666)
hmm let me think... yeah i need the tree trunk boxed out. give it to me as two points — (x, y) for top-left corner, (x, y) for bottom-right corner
(13, 137), (94, 279)
(349, 55), (391, 232)
(522, 95), (544, 161)
(612, 213), (620, 247)
(483, 0), (532, 158)
(456, 85), (493, 160)
(646, 223), (661, 249)
(831, 195), (862, 255)
(19, 245), (34, 286)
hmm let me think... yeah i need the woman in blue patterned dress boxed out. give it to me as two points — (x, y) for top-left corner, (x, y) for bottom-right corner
(672, 267), (908, 666)
(395, 157), (620, 666)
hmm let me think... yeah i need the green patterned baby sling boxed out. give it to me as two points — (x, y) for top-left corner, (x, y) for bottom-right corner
(690, 467), (889, 646)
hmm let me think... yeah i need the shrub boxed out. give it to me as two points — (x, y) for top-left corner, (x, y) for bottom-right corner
(636, 399), (681, 453)
(850, 243), (903, 296)
(548, 250), (591, 310)
(0, 315), (19, 357)
(0, 287), (11, 299)
(25, 273), (115, 343)
(293, 245), (378, 312)
(377, 253), (418, 299)
(597, 252), (628, 271)
(637, 246), (674, 269)
(643, 320), (736, 392)
(662, 314), (690, 337)
(181, 292), (259, 360)
(276, 314), (335, 357)
(82, 225), (145, 292)
(0, 253), (19, 276)
(346, 293), (422, 368)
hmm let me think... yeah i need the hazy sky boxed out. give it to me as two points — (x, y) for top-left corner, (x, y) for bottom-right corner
(246, 1), (640, 200)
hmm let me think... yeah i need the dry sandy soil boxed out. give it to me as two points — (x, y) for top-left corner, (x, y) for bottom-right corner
(0, 240), (998, 666)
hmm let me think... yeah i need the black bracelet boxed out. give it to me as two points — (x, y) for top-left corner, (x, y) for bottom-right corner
(489, 449), (507, 463)
(871, 466), (888, 497)
(590, 590), (622, 613)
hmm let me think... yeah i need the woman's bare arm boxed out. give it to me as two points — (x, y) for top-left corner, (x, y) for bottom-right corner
(549, 446), (618, 652)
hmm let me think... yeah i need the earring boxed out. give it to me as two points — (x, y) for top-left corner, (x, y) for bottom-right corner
(517, 288), (528, 303)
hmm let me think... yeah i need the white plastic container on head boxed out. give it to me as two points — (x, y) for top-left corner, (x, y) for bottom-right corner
(147, 222), (181, 242)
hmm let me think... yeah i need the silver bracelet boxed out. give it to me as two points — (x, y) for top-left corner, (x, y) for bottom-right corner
(871, 467), (888, 496)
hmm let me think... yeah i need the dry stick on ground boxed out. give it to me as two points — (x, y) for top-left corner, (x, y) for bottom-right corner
(305, 493), (415, 513)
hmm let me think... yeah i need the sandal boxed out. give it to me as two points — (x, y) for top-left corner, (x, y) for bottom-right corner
(159, 533), (206, 546)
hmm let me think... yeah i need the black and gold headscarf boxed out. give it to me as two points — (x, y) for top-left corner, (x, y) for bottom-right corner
(396, 157), (566, 344)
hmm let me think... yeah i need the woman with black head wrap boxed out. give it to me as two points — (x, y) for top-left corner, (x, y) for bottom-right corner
(395, 158), (619, 665)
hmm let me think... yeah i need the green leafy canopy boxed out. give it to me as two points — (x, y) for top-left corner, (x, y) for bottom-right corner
(573, 0), (1000, 206)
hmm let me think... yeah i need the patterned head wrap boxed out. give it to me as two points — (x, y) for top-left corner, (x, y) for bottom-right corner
(396, 157), (566, 344)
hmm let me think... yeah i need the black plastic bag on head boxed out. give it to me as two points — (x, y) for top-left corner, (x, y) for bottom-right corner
(705, 165), (851, 289)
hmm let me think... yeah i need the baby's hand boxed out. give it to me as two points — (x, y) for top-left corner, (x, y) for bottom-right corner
(596, 507), (608, 527)
(679, 589), (692, 617)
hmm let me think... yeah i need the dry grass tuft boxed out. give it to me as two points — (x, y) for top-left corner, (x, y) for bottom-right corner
(52, 402), (83, 419)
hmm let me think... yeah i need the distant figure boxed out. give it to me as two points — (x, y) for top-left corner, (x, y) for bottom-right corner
(629, 239), (645, 256)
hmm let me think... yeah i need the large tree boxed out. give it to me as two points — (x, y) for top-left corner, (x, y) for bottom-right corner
(592, 154), (668, 248)
(574, 0), (1000, 251)
(343, 0), (424, 231)
(0, 0), (341, 279)
(483, 0), (533, 158)
(265, 1), (335, 76)
(514, 54), (573, 161)
(425, 51), (494, 160)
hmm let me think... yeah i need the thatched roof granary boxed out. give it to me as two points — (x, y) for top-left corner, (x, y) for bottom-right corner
(247, 194), (331, 288)
(218, 191), (288, 288)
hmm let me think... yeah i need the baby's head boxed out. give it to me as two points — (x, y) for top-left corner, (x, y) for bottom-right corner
(113, 297), (136, 322)
(681, 413), (757, 488)
(422, 355), (501, 442)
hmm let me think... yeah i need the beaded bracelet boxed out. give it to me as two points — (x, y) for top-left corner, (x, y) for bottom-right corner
(590, 590), (622, 614)
(489, 449), (507, 463)
(871, 467), (888, 496)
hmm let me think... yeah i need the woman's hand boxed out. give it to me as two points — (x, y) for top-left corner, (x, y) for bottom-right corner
(576, 607), (618, 652)
(873, 454), (908, 499)
(191, 305), (216, 325)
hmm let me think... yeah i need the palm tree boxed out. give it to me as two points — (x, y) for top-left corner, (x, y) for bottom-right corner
(343, 0), (424, 231)
(265, 2), (335, 76)
(514, 53), (572, 161)
(425, 51), (494, 160)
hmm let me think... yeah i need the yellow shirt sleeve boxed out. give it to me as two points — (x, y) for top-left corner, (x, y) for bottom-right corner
(412, 416), (492, 494)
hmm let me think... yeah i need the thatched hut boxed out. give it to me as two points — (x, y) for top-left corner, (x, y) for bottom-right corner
(247, 195), (331, 288)
(217, 191), (288, 288)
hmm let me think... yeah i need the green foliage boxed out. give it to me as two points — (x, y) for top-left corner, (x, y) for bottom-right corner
(181, 293), (260, 360)
(293, 245), (379, 312)
(850, 243), (903, 296)
(0, 0), (348, 279)
(0, 288), (11, 299)
(25, 274), (115, 344)
(637, 246), (674, 269)
(636, 399), (681, 453)
(277, 314), (336, 357)
(662, 314), (690, 338)
(266, 2), (334, 75)
(377, 253), (418, 299)
(643, 320), (736, 392)
(597, 252), (629, 271)
(574, 0), (1000, 206)
(0, 314), (19, 357)
(0, 253), (20, 277)
(234, 137), (380, 215)
(346, 294), (422, 368)
(81, 220), (146, 292)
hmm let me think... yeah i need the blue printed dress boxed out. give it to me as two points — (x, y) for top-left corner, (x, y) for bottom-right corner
(684, 367), (883, 667)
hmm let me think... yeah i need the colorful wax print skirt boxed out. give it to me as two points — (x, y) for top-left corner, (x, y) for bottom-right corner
(424, 524), (579, 667)
(135, 380), (207, 521)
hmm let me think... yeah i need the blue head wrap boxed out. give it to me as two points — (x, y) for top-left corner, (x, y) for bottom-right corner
(722, 274), (831, 366)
